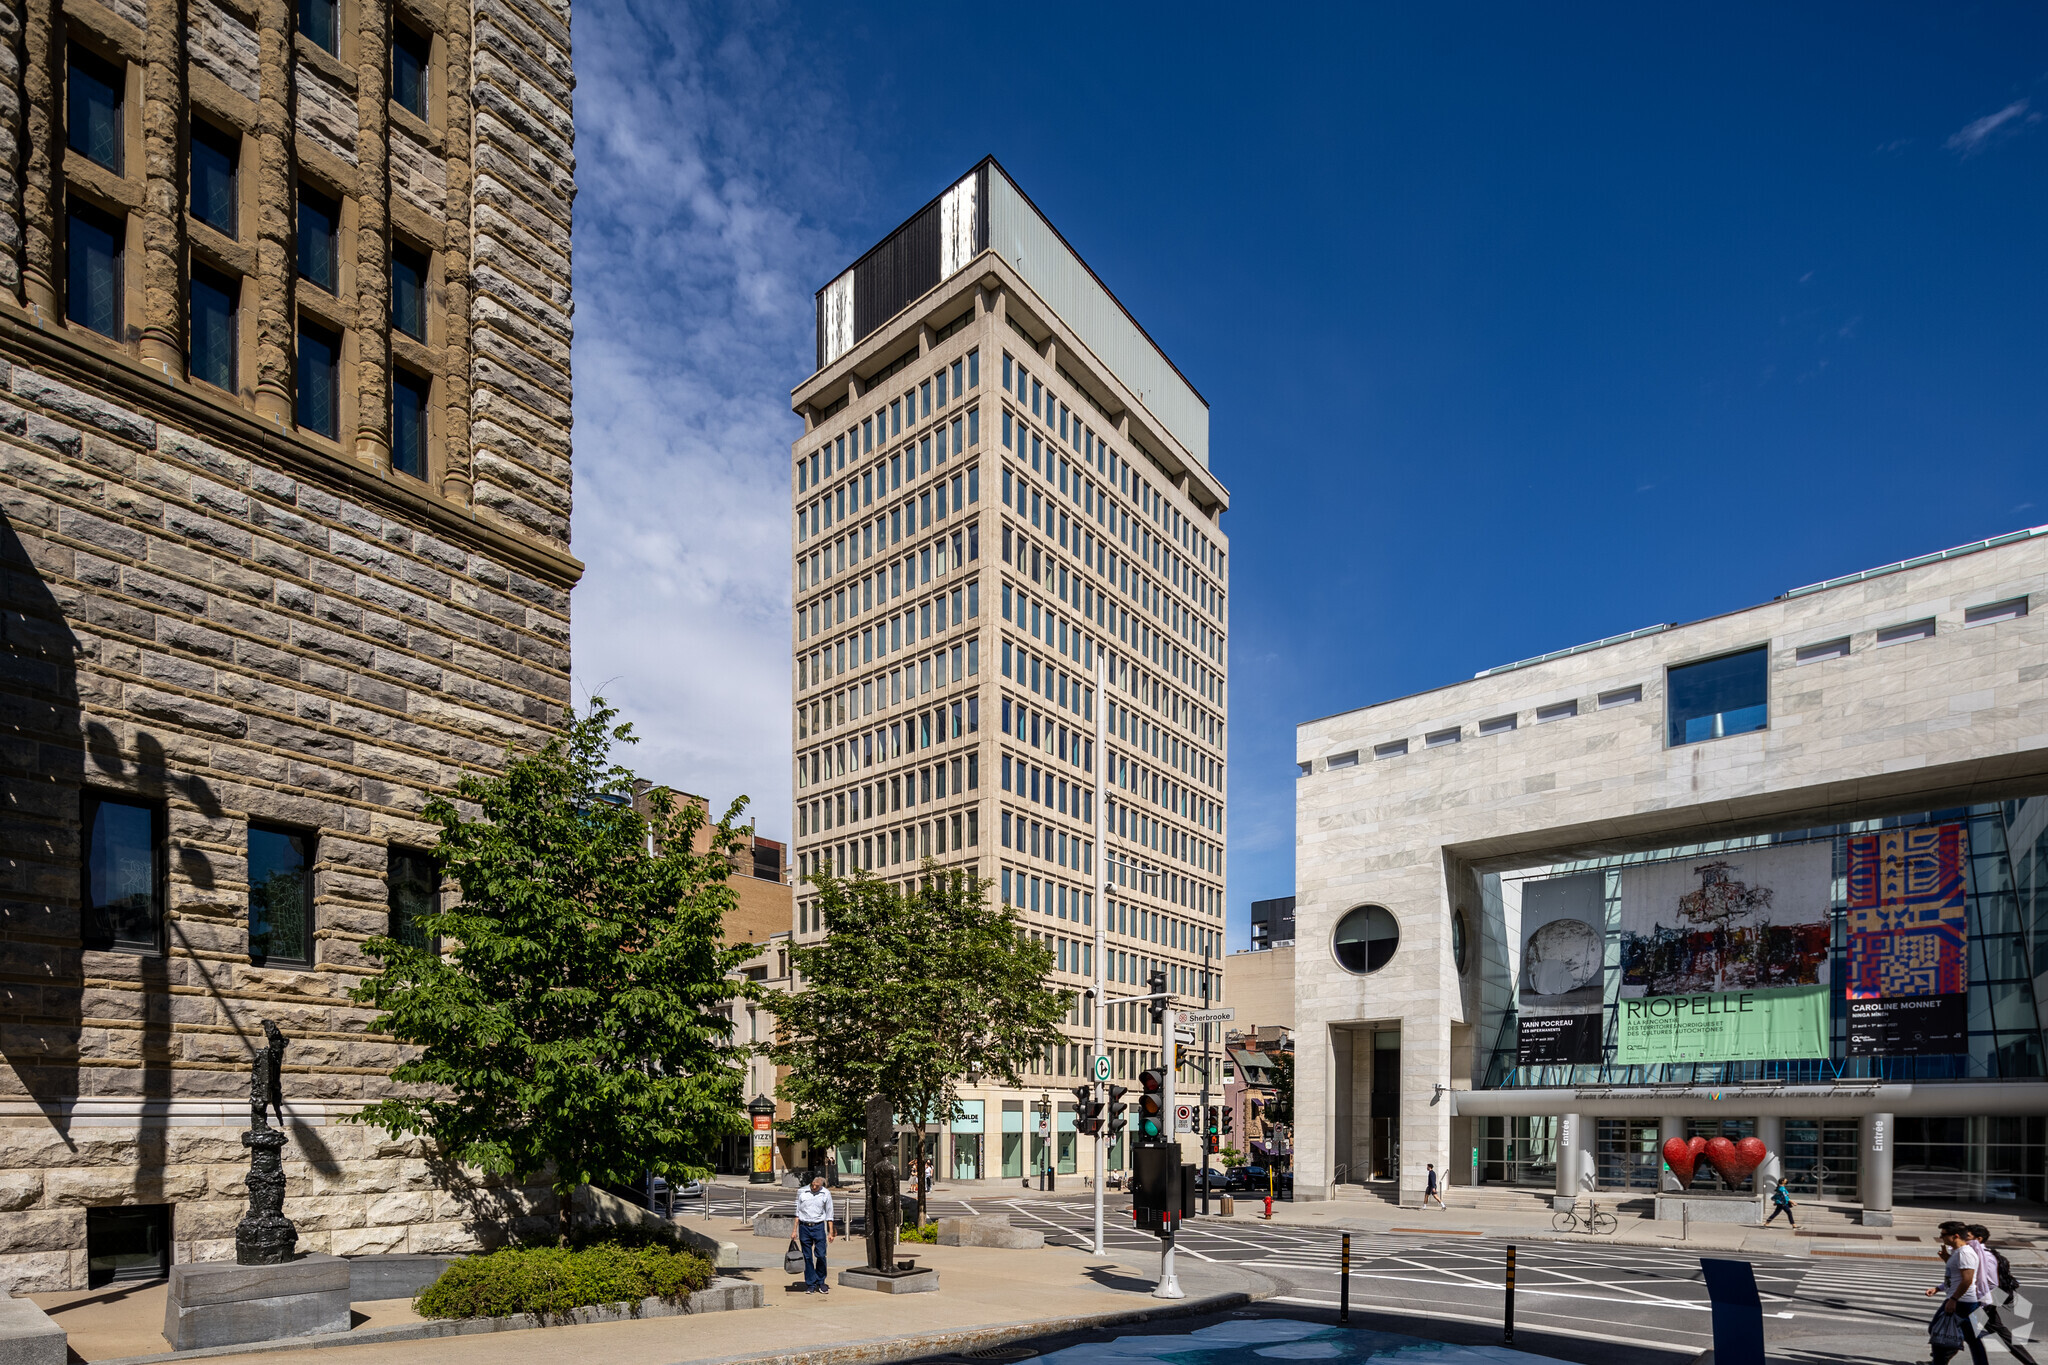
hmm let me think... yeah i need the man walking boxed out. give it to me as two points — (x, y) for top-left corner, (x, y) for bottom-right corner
(1967, 1223), (2038, 1364)
(795, 1174), (834, 1295)
(1926, 1221), (1989, 1365)
(1424, 1163), (1446, 1210)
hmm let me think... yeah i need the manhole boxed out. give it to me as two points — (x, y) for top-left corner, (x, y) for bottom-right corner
(964, 1348), (1039, 1362)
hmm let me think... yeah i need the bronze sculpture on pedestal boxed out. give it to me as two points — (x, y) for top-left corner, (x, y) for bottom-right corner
(862, 1095), (902, 1272)
(235, 1020), (298, 1266)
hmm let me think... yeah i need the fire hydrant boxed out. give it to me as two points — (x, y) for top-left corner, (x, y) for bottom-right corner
(1262, 1194), (1274, 1220)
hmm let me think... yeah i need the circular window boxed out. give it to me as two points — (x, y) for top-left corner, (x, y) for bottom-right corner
(1453, 908), (1470, 975)
(1333, 905), (1400, 974)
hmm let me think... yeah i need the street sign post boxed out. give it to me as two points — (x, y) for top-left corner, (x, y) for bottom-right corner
(1173, 1025), (1196, 1045)
(1093, 1054), (1112, 1083)
(1175, 1104), (1193, 1134)
(1180, 1007), (1236, 1025)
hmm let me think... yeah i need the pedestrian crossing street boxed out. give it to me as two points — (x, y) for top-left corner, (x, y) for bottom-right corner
(1793, 1260), (2039, 1347)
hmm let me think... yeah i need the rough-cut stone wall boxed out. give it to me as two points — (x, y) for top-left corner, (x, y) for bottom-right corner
(0, 348), (571, 1290)
(0, 0), (22, 298)
(0, 0), (582, 1293)
(187, 0), (257, 101)
(468, 0), (573, 549)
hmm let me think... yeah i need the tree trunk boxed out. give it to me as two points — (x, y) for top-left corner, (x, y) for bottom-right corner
(916, 1121), (929, 1228)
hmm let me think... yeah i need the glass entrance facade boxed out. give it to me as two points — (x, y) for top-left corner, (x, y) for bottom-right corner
(1479, 1115), (1558, 1186)
(1001, 1101), (1024, 1177)
(1782, 1119), (1858, 1198)
(1596, 1118), (1664, 1190)
(1895, 1116), (2046, 1204)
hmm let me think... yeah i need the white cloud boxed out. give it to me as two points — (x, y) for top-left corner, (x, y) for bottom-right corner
(569, 1), (865, 840)
(1944, 98), (2040, 156)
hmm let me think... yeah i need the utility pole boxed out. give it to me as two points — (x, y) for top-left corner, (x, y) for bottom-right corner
(1156, 995), (1183, 1299)
(1199, 940), (1212, 1215)
(1091, 651), (1107, 1254)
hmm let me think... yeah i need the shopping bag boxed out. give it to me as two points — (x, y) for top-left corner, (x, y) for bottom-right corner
(785, 1239), (805, 1275)
(1929, 1305), (1968, 1350)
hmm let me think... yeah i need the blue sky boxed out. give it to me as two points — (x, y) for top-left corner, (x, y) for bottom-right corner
(568, 2), (2047, 953)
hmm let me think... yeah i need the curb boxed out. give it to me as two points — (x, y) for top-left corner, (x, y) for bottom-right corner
(84, 1277), (763, 1365)
(664, 1262), (1278, 1365)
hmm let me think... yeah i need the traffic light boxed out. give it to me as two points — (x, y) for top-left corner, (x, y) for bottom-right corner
(1073, 1084), (1102, 1136)
(1147, 968), (1168, 1022)
(1208, 1134), (1219, 1154)
(1137, 1068), (1166, 1142)
(1222, 1105), (1234, 1136)
(1106, 1084), (1129, 1137)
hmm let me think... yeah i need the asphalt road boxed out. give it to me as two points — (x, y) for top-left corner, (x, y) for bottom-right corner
(689, 1188), (2036, 1363)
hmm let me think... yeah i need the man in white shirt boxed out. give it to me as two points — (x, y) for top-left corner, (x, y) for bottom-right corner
(794, 1176), (835, 1294)
(1927, 1222), (1989, 1365)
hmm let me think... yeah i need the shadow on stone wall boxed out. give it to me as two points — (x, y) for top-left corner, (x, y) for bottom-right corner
(1, 505), (84, 1142)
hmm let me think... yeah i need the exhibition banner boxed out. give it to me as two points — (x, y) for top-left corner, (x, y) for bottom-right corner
(1848, 995), (1968, 1055)
(1619, 843), (1834, 998)
(1519, 872), (1606, 1009)
(1516, 871), (1607, 1065)
(1614, 985), (1830, 1064)
(1845, 823), (1971, 1056)
(1518, 1012), (1604, 1065)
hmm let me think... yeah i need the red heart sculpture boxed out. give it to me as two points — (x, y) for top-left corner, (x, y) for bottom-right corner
(1705, 1136), (1769, 1185)
(1662, 1136), (1707, 1187)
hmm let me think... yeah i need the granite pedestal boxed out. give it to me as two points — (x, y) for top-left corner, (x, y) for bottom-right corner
(1655, 1192), (1766, 1224)
(838, 1265), (939, 1294)
(935, 1214), (1044, 1249)
(163, 1252), (351, 1351)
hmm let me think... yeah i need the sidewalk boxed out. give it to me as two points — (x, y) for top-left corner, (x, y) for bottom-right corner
(1226, 1187), (2048, 1263)
(33, 1237), (1275, 1365)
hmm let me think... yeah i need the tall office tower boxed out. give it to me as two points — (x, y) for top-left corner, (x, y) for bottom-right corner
(0, 0), (577, 1289)
(789, 159), (1229, 1180)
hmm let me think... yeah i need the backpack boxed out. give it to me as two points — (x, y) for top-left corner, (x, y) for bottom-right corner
(1994, 1247), (2019, 1296)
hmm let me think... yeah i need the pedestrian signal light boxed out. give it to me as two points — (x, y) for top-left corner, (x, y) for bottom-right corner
(1137, 1067), (1166, 1141)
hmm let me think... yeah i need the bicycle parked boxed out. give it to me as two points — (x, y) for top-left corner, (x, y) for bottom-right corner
(1552, 1197), (1618, 1235)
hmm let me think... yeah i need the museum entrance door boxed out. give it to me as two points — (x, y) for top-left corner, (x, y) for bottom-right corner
(1480, 1116), (1560, 1187)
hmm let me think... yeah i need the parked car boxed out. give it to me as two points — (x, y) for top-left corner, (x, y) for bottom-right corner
(1232, 1165), (1293, 1196)
(1196, 1167), (1232, 1190)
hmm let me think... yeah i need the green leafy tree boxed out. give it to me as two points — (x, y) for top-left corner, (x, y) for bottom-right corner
(1219, 1144), (1245, 1170)
(349, 702), (757, 1242)
(770, 863), (1070, 1227)
(1267, 1051), (1294, 1127)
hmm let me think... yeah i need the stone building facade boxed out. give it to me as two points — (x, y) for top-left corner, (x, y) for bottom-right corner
(0, 0), (577, 1289)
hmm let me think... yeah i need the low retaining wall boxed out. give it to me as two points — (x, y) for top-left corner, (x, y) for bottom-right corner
(0, 1293), (66, 1365)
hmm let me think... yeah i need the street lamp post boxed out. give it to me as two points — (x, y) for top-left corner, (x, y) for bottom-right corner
(1037, 1092), (1053, 1191)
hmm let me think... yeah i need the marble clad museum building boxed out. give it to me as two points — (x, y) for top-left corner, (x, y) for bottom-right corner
(1293, 527), (2048, 1219)
(0, 0), (578, 1289)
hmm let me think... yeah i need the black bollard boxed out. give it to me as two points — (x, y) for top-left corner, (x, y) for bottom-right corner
(1504, 1244), (1516, 1345)
(1340, 1232), (1351, 1324)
